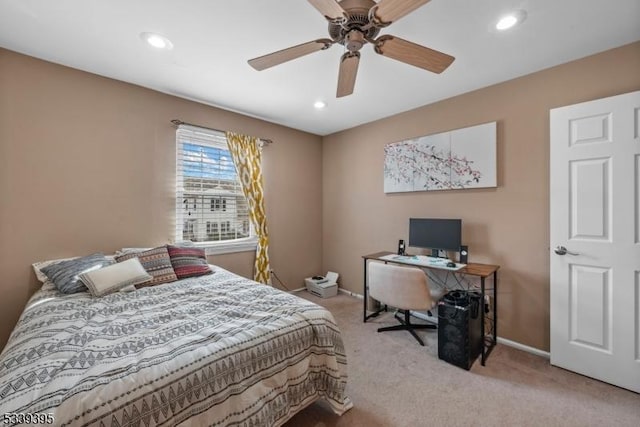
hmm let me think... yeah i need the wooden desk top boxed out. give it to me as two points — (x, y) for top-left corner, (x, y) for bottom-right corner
(363, 251), (500, 278)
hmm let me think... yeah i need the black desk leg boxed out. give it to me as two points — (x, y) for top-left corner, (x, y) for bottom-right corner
(363, 259), (386, 322)
(481, 276), (486, 365)
(493, 271), (498, 346)
(363, 258), (367, 323)
(480, 272), (498, 366)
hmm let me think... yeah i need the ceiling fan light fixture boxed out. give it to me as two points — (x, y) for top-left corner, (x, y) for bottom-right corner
(345, 30), (365, 52)
(496, 10), (527, 31)
(248, 0), (455, 98)
(140, 32), (173, 50)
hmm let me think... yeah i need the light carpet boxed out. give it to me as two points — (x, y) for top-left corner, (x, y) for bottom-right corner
(285, 292), (640, 427)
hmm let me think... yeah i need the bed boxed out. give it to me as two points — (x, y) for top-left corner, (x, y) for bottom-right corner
(0, 267), (352, 426)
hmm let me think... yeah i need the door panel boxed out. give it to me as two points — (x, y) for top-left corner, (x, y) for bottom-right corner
(569, 113), (612, 146)
(570, 158), (611, 240)
(569, 264), (611, 351)
(636, 271), (640, 361)
(636, 155), (640, 244)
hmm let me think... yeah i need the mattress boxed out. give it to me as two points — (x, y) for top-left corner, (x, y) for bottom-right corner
(0, 267), (352, 426)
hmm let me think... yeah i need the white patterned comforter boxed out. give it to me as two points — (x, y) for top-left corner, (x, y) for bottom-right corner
(0, 268), (352, 426)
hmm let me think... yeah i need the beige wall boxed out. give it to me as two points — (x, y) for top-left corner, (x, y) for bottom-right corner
(0, 48), (323, 349)
(2, 42), (639, 354)
(322, 41), (640, 351)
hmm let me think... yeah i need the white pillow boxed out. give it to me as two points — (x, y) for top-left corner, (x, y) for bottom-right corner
(80, 258), (152, 297)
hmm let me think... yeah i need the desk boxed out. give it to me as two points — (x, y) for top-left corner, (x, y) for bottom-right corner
(362, 251), (499, 366)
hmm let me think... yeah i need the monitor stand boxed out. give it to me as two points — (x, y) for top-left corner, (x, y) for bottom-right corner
(431, 249), (440, 258)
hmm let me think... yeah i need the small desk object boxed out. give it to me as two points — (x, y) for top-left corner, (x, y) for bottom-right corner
(362, 251), (499, 366)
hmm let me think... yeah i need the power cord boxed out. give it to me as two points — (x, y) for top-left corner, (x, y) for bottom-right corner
(270, 269), (291, 291)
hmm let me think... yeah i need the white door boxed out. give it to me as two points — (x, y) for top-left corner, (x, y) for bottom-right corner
(550, 90), (640, 393)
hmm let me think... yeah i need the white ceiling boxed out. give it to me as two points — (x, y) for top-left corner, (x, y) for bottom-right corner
(1, 0), (639, 136)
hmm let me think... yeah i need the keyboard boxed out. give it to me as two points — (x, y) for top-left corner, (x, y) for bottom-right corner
(379, 254), (466, 270)
(408, 255), (450, 266)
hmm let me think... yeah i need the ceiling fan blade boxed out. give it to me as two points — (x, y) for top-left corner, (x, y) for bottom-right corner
(337, 52), (360, 98)
(372, 0), (431, 25)
(374, 35), (454, 73)
(307, 0), (347, 21)
(248, 39), (333, 71)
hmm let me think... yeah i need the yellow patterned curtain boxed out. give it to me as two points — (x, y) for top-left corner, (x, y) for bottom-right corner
(225, 131), (271, 284)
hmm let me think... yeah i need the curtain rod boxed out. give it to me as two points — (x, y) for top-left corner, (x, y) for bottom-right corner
(171, 119), (273, 145)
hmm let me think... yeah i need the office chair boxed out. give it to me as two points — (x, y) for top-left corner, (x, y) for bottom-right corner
(368, 261), (444, 346)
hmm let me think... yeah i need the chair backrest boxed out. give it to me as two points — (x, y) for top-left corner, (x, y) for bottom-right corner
(368, 262), (435, 311)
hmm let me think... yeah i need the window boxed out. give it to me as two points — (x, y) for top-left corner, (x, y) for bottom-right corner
(206, 221), (219, 238)
(210, 197), (227, 212)
(176, 125), (256, 254)
(183, 219), (197, 241)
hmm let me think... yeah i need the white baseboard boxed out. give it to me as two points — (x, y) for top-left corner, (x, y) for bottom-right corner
(496, 337), (550, 359)
(334, 290), (550, 359)
(338, 288), (364, 299)
(289, 287), (306, 293)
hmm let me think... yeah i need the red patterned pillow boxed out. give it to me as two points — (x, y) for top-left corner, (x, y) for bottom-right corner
(115, 246), (177, 287)
(166, 245), (213, 279)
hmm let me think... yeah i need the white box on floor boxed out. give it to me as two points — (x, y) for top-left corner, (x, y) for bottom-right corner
(305, 272), (339, 298)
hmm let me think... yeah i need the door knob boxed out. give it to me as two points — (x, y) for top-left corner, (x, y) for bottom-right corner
(554, 246), (579, 256)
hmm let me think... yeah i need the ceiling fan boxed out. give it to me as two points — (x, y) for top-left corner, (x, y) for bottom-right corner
(248, 0), (455, 98)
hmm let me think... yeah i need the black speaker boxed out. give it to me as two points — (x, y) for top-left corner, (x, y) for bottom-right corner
(459, 245), (468, 264)
(397, 239), (405, 255)
(437, 290), (482, 370)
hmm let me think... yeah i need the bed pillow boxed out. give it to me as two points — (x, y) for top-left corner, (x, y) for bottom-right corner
(115, 246), (178, 287)
(166, 245), (212, 279)
(40, 253), (114, 294)
(80, 258), (153, 297)
(33, 257), (75, 284)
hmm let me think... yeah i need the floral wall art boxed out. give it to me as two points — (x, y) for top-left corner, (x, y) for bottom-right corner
(384, 121), (497, 193)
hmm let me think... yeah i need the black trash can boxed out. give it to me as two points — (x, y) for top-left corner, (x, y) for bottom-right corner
(437, 290), (483, 370)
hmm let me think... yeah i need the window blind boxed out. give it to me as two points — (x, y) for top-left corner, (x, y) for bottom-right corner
(176, 125), (252, 244)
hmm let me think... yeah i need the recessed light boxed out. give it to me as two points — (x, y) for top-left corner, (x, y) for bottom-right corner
(496, 10), (527, 31)
(140, 32), (173, 50)
(314, 100), (327, 110)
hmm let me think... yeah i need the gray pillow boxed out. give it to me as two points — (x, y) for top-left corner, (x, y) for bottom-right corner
(41, 253), (114, 294)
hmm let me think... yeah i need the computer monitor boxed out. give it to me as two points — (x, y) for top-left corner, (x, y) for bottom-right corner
(408, 218), (462, 255)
